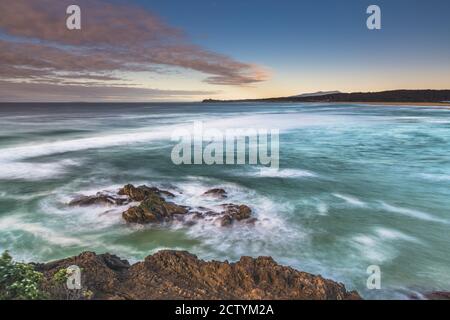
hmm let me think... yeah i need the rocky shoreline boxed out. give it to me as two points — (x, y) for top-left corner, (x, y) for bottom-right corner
(35, 250), (361, 300)
(3, 183), (446, 300)
(40, 183), (362, 299)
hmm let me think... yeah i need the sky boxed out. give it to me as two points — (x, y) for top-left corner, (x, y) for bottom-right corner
(0, 0), (449, 102)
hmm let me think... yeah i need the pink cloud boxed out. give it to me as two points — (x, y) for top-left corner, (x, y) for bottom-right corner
(0, 0), (269, 87)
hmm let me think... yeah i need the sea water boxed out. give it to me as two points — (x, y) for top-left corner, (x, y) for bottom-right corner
(0, 102), (449, 299)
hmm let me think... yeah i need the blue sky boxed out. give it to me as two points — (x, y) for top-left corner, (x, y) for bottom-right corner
(0, 0), (449, 101)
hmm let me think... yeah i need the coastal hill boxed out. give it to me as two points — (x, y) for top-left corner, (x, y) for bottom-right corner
(203, 89), (450, 104)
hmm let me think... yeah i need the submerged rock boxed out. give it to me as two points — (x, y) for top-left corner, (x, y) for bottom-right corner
(218, 204), (253, 226)
(37, 250), (361, 300)
(69, 193), (130, 207)
(221, 204), (252, 221)
(220, 214), (234, 227)
(203, 188), (227, 199)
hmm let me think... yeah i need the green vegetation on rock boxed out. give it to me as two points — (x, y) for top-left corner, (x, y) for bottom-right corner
(0, 251), (45, 300)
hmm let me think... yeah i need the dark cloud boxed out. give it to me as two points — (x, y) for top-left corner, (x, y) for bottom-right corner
(0, 0), (269, 95)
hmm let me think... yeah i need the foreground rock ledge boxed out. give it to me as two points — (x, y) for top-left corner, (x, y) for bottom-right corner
(36, 250), (360, 300)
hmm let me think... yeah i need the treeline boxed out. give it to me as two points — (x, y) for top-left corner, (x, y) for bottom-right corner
(203, 90), (450, 103)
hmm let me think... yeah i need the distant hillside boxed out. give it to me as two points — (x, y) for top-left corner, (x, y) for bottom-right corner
(289, 91), (341, 98)
(203, 90), (450, 103)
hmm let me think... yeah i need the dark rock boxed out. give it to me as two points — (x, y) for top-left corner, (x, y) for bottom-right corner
(203, 188), (227, 198)
(190, 212), (204, 220)
(122, 193), (187, 224)
(220, 215), (233, 227)
(221, 204), (252, 221)
(69, 193), (130, 207)
(38, 250), (362, 300)
(424, 291), (450, 300)
(245, 217), (258, 225)
(68, 184), (255, 228)
(118, 184), (175, 201)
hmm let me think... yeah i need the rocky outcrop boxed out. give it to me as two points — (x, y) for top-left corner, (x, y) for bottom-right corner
(118, 184), (175, 201)
(36, 250), (361, 300)
(69, 192), (130, 207)
(203, 188), (227, 199)
(122, 193), (188, 224)
(69, 184), (255, 227)
(219, 204), (253, 226)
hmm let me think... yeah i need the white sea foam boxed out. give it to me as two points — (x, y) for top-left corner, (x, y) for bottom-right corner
(257, 167), (318, 178)
(316, 202), (329, 215)
(332, 193), (367, 207)
(418, 173), (450, 182)
(0, 113), (350, 163)
(141, 178), (306, 258)
(0, 159), (81, 180)
(351, 234), (391, 262)
(379, 202), (447, 224)
(351, 227), (422, 263)
(374, 227), (421, 243)
(0, 217), (83, 246)
(0, 128), (174, 163)
(40, 191), (134, 231)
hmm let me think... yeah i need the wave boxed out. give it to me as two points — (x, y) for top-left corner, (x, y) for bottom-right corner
(0, 112), (352, 163)
(0, 128), (175, 163)
(350, 227), (421, 263)
(379, 202), (447, 224)
(374, 227), (421, 243)
(418, 173), (450, 182)
(0, 217), (83, 246)
(332, 193), (367, 207)
(257, 167), (318, 178)
(0, 159), (81, 180)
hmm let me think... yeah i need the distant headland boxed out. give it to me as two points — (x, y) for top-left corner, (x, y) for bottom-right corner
(203, 89), (450, 105)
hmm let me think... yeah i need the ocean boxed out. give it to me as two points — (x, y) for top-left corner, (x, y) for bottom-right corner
(0, 102), (449, 299)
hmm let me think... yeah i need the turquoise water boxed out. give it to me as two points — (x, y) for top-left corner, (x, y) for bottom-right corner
(0, 102), (449, 299)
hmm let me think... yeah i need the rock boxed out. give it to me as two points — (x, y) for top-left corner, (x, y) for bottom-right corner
(37, 252), (130, 300)
(203, 188), (227, 198)
(69, 193), (130, 207)
(221, 204), (252, 221)
(245, 217), (258, 225)
(118, 184), (174, 201)
(424, 291), (450, 300)
(122, 193), (187, 224)
(37, 250), (361, 300)
(68, 184), (255, 228)
(220, 215), (233, 227)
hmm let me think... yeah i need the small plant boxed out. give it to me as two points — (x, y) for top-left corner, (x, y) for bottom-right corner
(0, 251), (45, 300)
(52, 268), (70, 284)
(82, 289), (94, 300)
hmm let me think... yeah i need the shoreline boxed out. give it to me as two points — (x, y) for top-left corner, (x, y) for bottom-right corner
(5, 249), (449, 300)
(333, 101), (450, 107)
(33, 250), (361, 300)
(203, 100), (450, 107)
